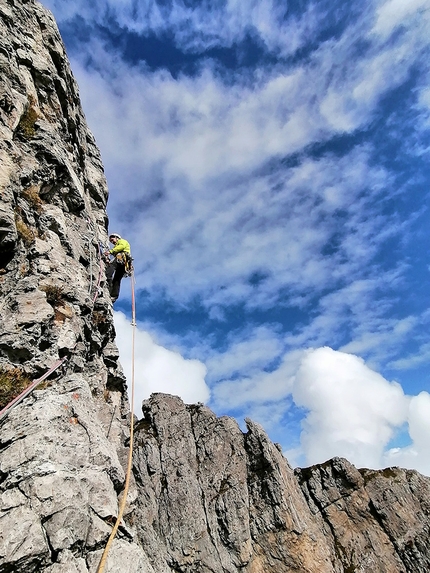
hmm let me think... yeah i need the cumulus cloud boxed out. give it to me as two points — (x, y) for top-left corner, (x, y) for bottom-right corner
(293, 347), (408, 468)
(384, 391), (430, 476)
(114, 311), (210, 415)
(210, 343), (430, 475)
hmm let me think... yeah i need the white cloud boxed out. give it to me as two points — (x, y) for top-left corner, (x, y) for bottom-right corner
(283, 268), (422, 371)
(114, 311), (210, 415)
(384, 391), (430, 476)
(205, 325), (284, 381)
(341, 315), (417, 355)
(211, 349), (302, 410)
(420, 87), (430, 110)
(292, 347), (409, 468)
(389, 342), (430, 370)
(372, 0), (430, 38)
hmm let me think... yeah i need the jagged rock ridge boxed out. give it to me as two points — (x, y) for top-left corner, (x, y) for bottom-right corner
(131, 394), (430, 573)
(0, 1), (429, 572)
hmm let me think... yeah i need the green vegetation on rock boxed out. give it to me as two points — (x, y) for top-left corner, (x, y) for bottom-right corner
(0, 367), (31, 410)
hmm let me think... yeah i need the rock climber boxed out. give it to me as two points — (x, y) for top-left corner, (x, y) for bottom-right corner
(104, 233), (131, 302)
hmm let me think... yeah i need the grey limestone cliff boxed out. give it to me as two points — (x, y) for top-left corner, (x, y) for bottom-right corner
(0, 1), (430, 573)
(0, 0), (150, 571)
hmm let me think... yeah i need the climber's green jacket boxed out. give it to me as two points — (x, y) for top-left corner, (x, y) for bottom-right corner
(110, 238), (131, 256)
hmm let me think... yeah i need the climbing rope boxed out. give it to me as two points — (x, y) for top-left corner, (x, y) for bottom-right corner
(91, 242), (105, 305)
(96, 271), (137, 573)
(0, 217), (102, 423)
(87, 236), (93, 297)
(0, 356), (68, 422)
(83, 215), (105, 306)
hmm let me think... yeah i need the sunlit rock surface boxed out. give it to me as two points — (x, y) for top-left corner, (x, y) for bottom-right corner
(0, 1), (430, 572)
(131, 394), (430, 573)
(0, 0), (148, 570)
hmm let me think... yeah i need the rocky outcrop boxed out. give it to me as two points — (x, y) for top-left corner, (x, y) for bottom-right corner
(130, 394), (430, 573)
(0, 0), (149, 571)
(1, 1), (430, 573)
(132, 395), (334, 573)
(296, 460), (430, 573)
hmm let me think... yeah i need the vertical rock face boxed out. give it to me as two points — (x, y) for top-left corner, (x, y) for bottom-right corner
(1, 2), (430, 573)
(0, 1), (150, 571)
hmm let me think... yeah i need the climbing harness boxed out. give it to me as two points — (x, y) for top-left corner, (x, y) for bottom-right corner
(96, 270), (137, 573)
(115, 251), (134, 276)
(0, 356), (68, 422)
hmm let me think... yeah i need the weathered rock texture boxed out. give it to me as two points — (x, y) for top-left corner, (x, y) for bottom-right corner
(1, 1), (430, 573)
(0, 0), (150, 571)
(131, 395), (430, 573)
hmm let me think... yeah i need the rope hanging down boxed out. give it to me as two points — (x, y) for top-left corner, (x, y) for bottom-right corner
(84, 215), (105, 306)
(96, 272), (137, 573)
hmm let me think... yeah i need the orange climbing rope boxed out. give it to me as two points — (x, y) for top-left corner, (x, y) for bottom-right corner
(96, 271), (137, 573)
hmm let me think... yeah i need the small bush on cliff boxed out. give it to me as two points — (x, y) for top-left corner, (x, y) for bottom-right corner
(22, 185), (43, 213)
(16, 95), (39, 139)
(0, 367), (31, 410)
(15, 212), (35, 246)
(40, 284), (65, 307)
(92, 310), (107, 326)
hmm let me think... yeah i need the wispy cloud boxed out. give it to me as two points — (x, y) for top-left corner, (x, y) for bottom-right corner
(66, 9), (428, 312)
(44, 0), (326, 57)
(41, 0), (430, 475)
(372, 0), (430, 39)
(388, 342), (430, 370)
(74, 53), (403, 308)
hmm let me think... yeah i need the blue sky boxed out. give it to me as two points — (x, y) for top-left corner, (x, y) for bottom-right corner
(41, 0), (430, 474)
